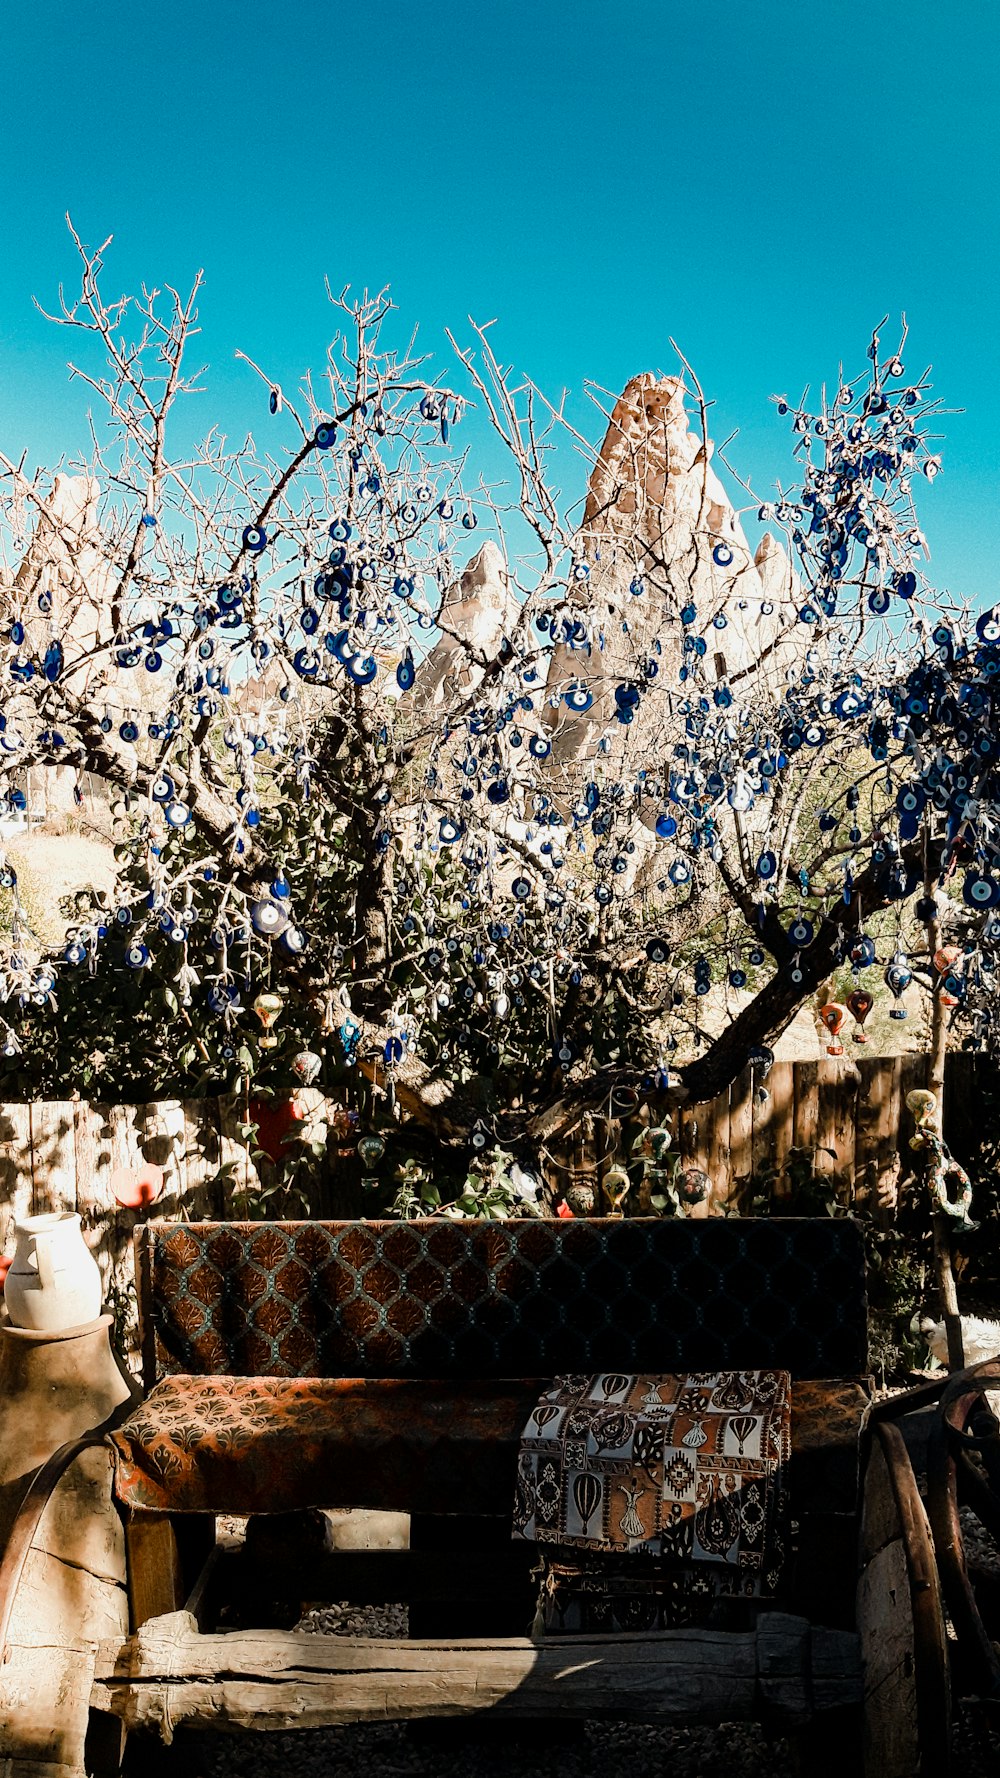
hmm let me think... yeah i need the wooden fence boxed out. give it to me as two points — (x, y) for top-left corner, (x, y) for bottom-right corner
(0, 1055), (987, 1285)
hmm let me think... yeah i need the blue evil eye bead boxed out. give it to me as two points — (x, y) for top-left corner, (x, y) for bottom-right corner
(897, 785), (926, 816)
(125, 942), (150, 968)
(293, 648), (320, 679)
(64, 941), (86, 965)
(242, 524), (268, 554)
(0, 867), (15, 888)
(400, 503), (418, 524)
(528, 735), (551, 759)
(803, 724), (826, 747)
(594, 883), (614, 906)
(8, 621), (24, 645)
(564, 683), (594, 713)
(217, 582), (242, 609)
(43, 640), (63, 682)
(748, 946), (766, 967)
(655, 813), (677, 839)
(301, 607), (320, 635)
(150, 775), (175, 802)
(976, 609), (1000, 644)
(756, 850), (777, 880)
(712, 542), (734, 567)
(868, 589), (891, 615)
(645, 937), (671, 964)
(438, 817), (463, 844)
(164, 803), (191, 827)
(250, 898), (290, 938)
(116, 645), (142, 667)
(728, 969), (747, 988)
(119, 721), (140, 743)
(964, 871), (1000, 908)
(680, 604), (696, 625)
(144, 651), (162, 672)
(328, 629), (353, 664)
(269, 387), (282, 415)
(712, 613), (728, 630)
(437, 498), (454, 519)
(279, 925), (307, 956)
(789, 918), (814, 947)
(270, 875), (291, 900)
(895, 570), (917, 600)
(461, 509), (478, 530)
(629, 577), (644, 596)
(198, 637), (215, 659)
(511, 877), (533, 901)
(396, 651), (415, 691)
(314, 422), (336, 449)
(571, 561), (590, 582)
(923, 457), (941, 480)
(668, 859), (691, 886)
(115, 907), (133, 926)
(384, 1036), (405, 1066)
(37, 589), (53, 614)
(345, 653), (377, 685)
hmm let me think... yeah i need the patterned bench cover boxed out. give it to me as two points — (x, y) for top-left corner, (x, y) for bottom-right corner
(134, 1217), (868, 1386)
(109, 1372), (859, 1518)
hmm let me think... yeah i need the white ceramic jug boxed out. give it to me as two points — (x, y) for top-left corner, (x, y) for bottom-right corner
(4, 1212), (103, 1332)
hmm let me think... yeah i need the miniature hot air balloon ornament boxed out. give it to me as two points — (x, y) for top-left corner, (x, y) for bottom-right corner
(884, 953), (912, 1019)
(253, 990), (284, 1049)
(847, 988), (874, 1042)
(933, 944), (963, 1009)
(819, 1002), (848, 1056)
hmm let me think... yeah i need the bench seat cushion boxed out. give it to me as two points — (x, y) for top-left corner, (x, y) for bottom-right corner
(109, 1375), (868, 1518)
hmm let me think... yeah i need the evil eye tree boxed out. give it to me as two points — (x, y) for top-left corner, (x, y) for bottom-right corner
(0, 229), (985, 1180)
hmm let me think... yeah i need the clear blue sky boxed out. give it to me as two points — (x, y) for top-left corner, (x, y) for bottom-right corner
(1, 0), (997, 604)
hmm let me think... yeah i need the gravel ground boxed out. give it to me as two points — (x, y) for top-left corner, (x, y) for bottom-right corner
(167, 1598), (803, 1778)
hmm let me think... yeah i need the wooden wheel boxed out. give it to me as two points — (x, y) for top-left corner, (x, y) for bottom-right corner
(857, 1419), (951, 1778)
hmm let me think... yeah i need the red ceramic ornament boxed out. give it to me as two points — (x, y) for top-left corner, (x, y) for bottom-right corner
(846, 989), (875, 1042)
(818, 1002), (847, 1054)
(110, 1163), (164, 1209)
(250, 1095), (305, 1164)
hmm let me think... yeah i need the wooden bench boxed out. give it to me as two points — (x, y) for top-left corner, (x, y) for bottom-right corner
(2, 1215), (889, 1773)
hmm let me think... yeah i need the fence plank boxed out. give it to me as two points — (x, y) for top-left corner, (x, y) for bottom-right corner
(726, 1067), (755, 1212)
(140, 1099), (186, 1219)
(816, 1060), (859, 1203)
(28, 1099), (77, 1215)
(767, 1062), (796, 1199)
(181, 1099), (225, 1220)
(855, 1055), (902, 1214)
(219, 1090), (258, 1208)
(792, 1062), (820, 1161)
(0, 1102), (33, 1255)
(699, 1089), (731, 1210)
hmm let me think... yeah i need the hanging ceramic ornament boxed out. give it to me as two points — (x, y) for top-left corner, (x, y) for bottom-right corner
(253, 990), (284, 1048)
(819, 1002), (848, 1055)
(847, 988), (874, 1042)
(884, 955), (912, 1019)
(110, 1162), (164, 1210)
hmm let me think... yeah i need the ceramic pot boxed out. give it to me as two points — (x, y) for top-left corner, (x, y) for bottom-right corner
(3, 1211), (103, 1332)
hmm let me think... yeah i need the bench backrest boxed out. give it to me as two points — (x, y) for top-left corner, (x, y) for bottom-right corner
(135, 1217), (867, 1387)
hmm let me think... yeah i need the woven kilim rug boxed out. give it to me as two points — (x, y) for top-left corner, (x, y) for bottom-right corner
(513, 1370), (791, 1632)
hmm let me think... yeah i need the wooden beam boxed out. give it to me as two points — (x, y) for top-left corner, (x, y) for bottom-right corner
(93, 1610), (862, 1737)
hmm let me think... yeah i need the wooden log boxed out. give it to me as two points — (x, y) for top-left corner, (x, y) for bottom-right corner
(92, 1610), (862, 1738)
